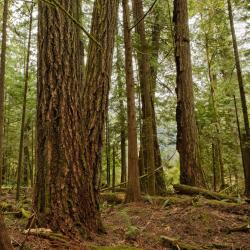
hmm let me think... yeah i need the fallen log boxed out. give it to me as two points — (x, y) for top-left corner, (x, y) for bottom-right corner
(160, 236), (200, 250)
(227, 224), (250, 234)
(173, 184), (238, 203)
(23, 228), (70, 243)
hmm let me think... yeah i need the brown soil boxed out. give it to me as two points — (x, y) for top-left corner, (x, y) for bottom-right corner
(1, 190), (250, 250)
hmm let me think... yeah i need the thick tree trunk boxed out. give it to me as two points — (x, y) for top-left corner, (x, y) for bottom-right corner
(0, 0), (9, 191)
(0, 215), (13, 250)
(132, 0), (156, 195)
(83, 0), (118, 212)
(123, 0), (141, 202)
(173, 0), (205, 187)
(16, 5), (33, 199)
(34, 1), (103, 237)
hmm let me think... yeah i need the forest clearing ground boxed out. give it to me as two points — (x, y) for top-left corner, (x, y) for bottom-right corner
(1, 189), (250, 250)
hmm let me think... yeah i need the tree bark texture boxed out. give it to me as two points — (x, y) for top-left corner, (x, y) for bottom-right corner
(132, 0), (156, 195)
(0, 215), (13, 250)
(0, 0), (9, 191)
(150, 10), (167, 195)
(34, 0), (103, 237)
(173, 0), (205, 187)
(123, 0), (141, 202)
(83, 0), (118, 211)
(116, 41), (127, 187)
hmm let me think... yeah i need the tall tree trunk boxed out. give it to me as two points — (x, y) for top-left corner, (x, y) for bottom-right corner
(122, 0), (141, 202)
(0, 215), (13, 250)
(150, 10), (167, 195)
(34, 0), (103, 236)
(227, 0), (250, 197)
(82, 0), (118, 211)
(227, 0), (249, 137)
(204, 33), (225, 189)
(173, 0), (205, 187)
(116, 41), (127, 188)
(0, 0), (9, 191)
(16, 4), (33, 200)
(132, 0), (156, 195)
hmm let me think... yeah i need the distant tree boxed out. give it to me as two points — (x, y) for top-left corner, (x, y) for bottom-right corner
(16, 3), (33, 201)
(173, 0), (205, 187)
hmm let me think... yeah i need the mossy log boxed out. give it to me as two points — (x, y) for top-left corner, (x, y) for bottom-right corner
(160, 236), (200, 250)
(173, 184), (238, 203)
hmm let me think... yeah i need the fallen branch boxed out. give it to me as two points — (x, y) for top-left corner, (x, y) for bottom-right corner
(173, 184), (238, 203)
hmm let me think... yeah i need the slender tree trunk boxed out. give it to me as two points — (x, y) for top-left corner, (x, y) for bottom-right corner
(116, 42), (127, 188)
(82, 0), (119, 211)
(120, 125), (127, 187)
(150, 10), (167, 195)
(23, 118), (31, 186)
(30, 121), (34, 187)
(122, 0), (141, 202)
(233, 96), (246, 178)
(34, 0), (103, 236)
(106, 115), (111, 187)
(173, 0), (205, 187)
(0, 215), (13, 250)
(0, 0), (9, 191)
(132, 0), (155, 195)
(227, 0), (250, 197)
(112, 145), (116, 193)
(16, 4), (33, 200)
(227, 0), (249, 137)
(212, 143), (217, 191)
(204, 34), (225, 189)
(138, 88), (147, 192)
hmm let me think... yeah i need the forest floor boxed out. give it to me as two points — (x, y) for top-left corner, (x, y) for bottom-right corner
(1, 188), (250, 250)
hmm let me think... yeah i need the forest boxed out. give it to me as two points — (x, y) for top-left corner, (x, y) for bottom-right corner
(0, 0), (249, 249)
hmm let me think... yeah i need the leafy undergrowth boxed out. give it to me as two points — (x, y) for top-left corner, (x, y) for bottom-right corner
(1, 189), (250, 249)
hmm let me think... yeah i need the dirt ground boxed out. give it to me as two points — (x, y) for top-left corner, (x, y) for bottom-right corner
(1, 189), (250, 250)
